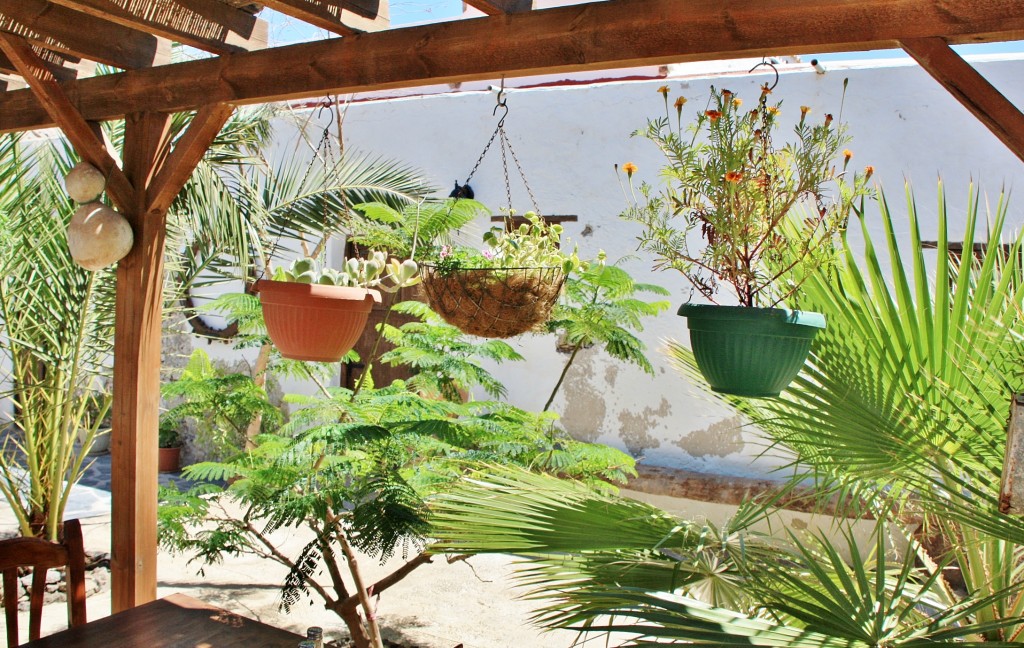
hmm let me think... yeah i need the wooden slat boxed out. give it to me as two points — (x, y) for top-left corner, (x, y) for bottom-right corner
(462, 0), (533, 16)
(111, 110), (172, 613)
(2, 0), (1023, 134)
(901, 36), (1024, 164)
(0, 49), (79, 82)
(147, 102), (235, 213)
(0, 32), (134, 210)
(258, 0), (388, 36)
(0, 0), (166, 70)
(47, 0), (268, 55)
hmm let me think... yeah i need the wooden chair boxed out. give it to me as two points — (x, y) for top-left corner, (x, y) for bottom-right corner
(0, 519), (87, 647)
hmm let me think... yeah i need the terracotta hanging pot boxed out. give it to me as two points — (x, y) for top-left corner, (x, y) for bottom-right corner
(256, 280), (381, 362)
(678, 304), (825, 398)
(158, 446), (181, 473)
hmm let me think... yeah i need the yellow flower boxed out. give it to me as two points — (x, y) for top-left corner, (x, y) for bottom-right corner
(725, 171), (744, 183)
(622, 162), (638, 177)
(843, 149), (853, 161)
(657, 85), (670, 96)
(800, 105), (811, 117)
(732, 98), (743, 109)
(766, 106), (780, 116)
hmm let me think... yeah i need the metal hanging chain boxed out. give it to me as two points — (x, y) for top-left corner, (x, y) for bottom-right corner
(459, 85), (541, 215)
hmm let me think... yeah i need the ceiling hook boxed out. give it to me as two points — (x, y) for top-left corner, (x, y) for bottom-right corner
(748, 58), (779, 91)
(316, 98), (335, 129)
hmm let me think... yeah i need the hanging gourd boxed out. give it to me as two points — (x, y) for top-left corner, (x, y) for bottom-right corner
(63, 161), (133, 270)
(67, 202), (134, 271)
(64, 161), (107, 203)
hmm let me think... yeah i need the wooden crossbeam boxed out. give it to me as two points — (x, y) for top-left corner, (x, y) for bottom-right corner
(462, 0), (533, 16)
(901, 37), (1024, 164)
(259, 0), (388, 36)
(47, 0), (268, 55)
(0, 0), (1023, 133)
(0, 0), (167, 70)
(148, 103), (235, 214)
(0, 32), (134, 209)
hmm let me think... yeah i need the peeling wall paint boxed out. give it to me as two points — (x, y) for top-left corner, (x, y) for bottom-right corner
(676, 415), (745, 459)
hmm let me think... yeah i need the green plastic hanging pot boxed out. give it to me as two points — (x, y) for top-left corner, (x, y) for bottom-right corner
(678, 304), (826, 398)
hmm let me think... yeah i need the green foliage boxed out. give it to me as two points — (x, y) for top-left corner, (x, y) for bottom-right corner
(161, 349), (281, 459)
(621, 84), (872, 307)
(377, 300), (523, 400)
(270, 252), (420, 291)
(348, 198), (488, 261)
(427, 183), (1024, 646)
(432, 210), (580, 275)
(0, 135), (113, 540)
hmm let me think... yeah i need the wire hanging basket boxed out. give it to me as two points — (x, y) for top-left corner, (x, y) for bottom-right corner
(426, 84), (569, 338)
(420, 264), (566, 338)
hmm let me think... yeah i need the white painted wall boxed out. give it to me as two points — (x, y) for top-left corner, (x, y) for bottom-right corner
(214, 54), (1024, 479)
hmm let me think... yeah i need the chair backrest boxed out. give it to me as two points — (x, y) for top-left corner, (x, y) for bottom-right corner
(0, 519), (87, 647)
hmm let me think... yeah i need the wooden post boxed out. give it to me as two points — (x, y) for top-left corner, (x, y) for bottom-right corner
(1000, 393), (1024, 514)
(110, 111), (172, 611)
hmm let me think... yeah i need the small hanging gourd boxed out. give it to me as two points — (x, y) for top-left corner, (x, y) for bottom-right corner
(67, 202), (133, 271)
(64, 161), (107, 203)
(63, 162), (134, 270)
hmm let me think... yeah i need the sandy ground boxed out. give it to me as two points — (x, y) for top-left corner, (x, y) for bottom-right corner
(0, 501), (592, 647)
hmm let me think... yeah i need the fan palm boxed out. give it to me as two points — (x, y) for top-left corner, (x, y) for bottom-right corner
(429, 183), (1024, 644)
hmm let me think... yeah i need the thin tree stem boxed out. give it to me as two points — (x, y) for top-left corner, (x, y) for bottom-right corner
(543, 343), (582, 412)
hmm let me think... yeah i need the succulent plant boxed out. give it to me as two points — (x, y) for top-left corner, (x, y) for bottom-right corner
(271, 252), (419, 292)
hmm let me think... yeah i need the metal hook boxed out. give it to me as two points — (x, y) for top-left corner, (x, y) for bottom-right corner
(492, 83), (509, 127)
(748, 58), (779, 91)
(316, 99), (335, 130)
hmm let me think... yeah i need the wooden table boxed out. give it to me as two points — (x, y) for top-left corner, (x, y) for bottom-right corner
(23, 593), (305, 647)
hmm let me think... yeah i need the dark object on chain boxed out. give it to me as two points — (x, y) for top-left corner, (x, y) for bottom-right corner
(449, 182), (474, 199)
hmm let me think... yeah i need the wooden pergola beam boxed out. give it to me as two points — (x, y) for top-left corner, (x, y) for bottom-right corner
(462, 0), (533, 16)
(46, 0), (268, 55)
(0, 49), (80, 82)
(0, 0), (1021, 134)
(900, 36), (1024, 164)
(0, 0), (167, 70)
(0, 31), (134, 209)
(258, 0), (388, 36)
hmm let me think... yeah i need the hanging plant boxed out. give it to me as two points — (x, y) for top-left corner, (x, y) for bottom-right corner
(257, 254), (418, 362)
(620, 79), (873, 397)
(421, 211), (578, 338)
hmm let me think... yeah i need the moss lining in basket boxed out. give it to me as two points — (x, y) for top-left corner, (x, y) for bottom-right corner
(420, 264), (566, 338)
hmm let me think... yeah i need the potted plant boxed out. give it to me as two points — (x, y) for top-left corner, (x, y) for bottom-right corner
(622, 83), (872, 396)
(256, 252), (418, 362)
(421, 210), (580, 338)
(158, 418), (183, 473)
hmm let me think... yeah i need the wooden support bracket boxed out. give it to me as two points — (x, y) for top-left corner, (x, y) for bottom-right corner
(901, 37), (1024, 165)
(1000, 393), (1024, 514)
(0, 31), (134, 210)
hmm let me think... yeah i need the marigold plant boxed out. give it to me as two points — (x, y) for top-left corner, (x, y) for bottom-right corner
(621, 82), (872, 307)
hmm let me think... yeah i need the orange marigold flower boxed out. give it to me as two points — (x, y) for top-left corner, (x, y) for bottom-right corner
(760, 83), (772, 95)
(705, 110), (723, 122)
(824, 113), (834, 126)
(622, 162), (638, 176)
(843, 149), (853, 161)
(674, 96), (687, 109)
(800, 105), (811, 116)
(864, 165), (874, 178)
(721, 89), (733, 97)
(732, 98), (743, 108)
(657, 85), (670, 96)
(725, 171), (744, 183)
